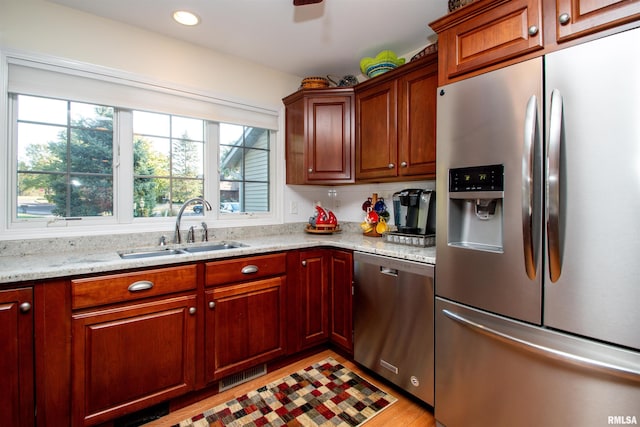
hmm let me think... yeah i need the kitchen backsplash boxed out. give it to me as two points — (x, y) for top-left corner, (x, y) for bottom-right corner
(0, 222), (364, 258)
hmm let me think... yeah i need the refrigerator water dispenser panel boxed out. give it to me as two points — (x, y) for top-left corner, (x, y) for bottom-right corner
(448, 165), (504, 252)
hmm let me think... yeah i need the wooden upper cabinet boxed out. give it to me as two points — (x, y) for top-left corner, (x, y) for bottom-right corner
(283, 88), (355, 184)
(554, 0), (640, 42)
(355, 54), (438, 182)
(355, 79), (398, 180)
(398, 64), (438, 178)
(430, 0), (543, 83)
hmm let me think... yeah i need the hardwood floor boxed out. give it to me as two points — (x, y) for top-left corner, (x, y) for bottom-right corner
(143, 349), (436, 426)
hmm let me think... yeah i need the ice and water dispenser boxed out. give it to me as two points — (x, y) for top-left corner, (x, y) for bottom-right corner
(448, 164), (504, 253)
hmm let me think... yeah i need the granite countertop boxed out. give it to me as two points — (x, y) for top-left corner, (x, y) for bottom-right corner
(0, 230), (435, 285)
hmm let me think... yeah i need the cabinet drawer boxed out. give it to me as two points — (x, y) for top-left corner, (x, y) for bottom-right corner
(72, 265), (197, 309)
(205, 253), (286, 286)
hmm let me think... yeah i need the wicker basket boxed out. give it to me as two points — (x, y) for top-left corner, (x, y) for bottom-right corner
(300, 76), (330, 89)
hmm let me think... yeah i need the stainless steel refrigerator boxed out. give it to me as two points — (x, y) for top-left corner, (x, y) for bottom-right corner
(435, 27), (640, 427)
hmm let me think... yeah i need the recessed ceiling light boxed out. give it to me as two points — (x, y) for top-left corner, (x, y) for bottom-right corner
(173, 10), (200, 26)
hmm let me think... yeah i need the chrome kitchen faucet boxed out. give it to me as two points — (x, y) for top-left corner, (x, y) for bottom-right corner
(174, 198), (212, 244)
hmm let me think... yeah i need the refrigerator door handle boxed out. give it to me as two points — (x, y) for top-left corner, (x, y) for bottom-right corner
(443, 309), (640, 382)
(547, 89), (563, 282)
(522, 95), (539, 280)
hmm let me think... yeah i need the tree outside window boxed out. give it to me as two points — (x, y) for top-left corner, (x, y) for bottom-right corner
(133, 111), (204, 217)
(16, 95), (114, 218)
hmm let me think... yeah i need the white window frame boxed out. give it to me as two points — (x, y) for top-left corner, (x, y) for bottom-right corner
(0, 50), (283, 240)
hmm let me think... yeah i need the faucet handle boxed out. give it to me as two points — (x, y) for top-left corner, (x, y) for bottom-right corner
(159, 235), (167, 246)
(187, 226), (196, 243)
(201, 222), (209, 242)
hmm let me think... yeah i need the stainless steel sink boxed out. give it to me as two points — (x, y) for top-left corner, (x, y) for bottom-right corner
(118, 248), (186, 259)
(118, 241), (247, 259)
(182, 242), (247, 253)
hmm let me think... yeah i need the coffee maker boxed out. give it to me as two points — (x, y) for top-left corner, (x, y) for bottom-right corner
(387, 189), (436, 246)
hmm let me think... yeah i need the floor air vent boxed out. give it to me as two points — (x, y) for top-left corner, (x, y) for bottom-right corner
(219, 364), (267, 392)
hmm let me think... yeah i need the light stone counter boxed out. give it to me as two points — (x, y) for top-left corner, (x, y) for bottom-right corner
(0, 224), (435, 285)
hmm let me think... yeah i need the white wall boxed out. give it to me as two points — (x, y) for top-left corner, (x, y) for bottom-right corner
(0, 0), (301, 110)
(0, 0), (435, 233)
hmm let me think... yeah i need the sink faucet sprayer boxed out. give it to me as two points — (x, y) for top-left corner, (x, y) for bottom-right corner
(175, 198), (212, 244)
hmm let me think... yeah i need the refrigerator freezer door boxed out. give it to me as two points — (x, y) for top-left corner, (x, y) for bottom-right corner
(435, 298), (640, 427)
(436, 57), (544, 324)
(544, 27), (640, 350)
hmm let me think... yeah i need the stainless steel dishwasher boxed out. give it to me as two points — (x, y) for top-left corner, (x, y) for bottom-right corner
(353, 251), (434, 405)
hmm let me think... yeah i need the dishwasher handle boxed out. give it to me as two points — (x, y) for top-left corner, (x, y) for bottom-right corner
(380, 266), (398, 276)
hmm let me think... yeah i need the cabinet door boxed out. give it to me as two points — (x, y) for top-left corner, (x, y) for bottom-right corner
(306, 95), (354, 182)
(284, 89), (355, 185)
(398, 64), (438, 178)
(329, 251), (353, 353)
(555, 0), (640, 41)
(356, 80), (398, 180)
(299, 250), (330, 348)
(434, 0), (543, 82)
(72, 295), (196, 426)
(206, 277), (286, 381)
(0, 288), (34, 427)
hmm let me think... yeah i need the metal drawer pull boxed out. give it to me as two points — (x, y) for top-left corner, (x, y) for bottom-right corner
(19, 302), (32, 313)
(189, 307), (196, 315)
(241, 265), (259, 274)
(380, 267), (398, 276)
(443, 309), (640, 382)
(128, 280), (154, 292)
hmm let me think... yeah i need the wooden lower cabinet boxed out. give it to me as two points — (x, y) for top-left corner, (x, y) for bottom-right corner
(292, 249), (354, 353)
(329, 250), (353, 353)
(204, 253), (287, 382)
(71, 295), (197, 426)
(0, 287), (34, 427)
(298, 250), (330, 349)
(205, 277), (286, 381)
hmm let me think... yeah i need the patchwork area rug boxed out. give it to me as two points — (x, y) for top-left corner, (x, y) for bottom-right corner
(173, 357), (397, 427)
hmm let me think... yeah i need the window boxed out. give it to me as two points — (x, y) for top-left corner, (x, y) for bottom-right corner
(219, 123), (270, 214)
(3, 54), (279, 235)
(16, 95), (114, 219)
(133, 111), (205, 218)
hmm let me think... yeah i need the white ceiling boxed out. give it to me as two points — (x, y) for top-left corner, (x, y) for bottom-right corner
(48, 0), (447, 78)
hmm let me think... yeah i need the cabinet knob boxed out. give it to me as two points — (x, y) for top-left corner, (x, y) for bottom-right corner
(19, 302), (31, 313)
(400, 161), (408, 168)
(388, 163), (395, 169)
(528, 25), (539, 36)
(308, 168), (313, 173)
(302, 260), (307, 266)
(189, 307), (196, 315)
(209, 301), (216, 309)
(558, 13), (570, 25)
